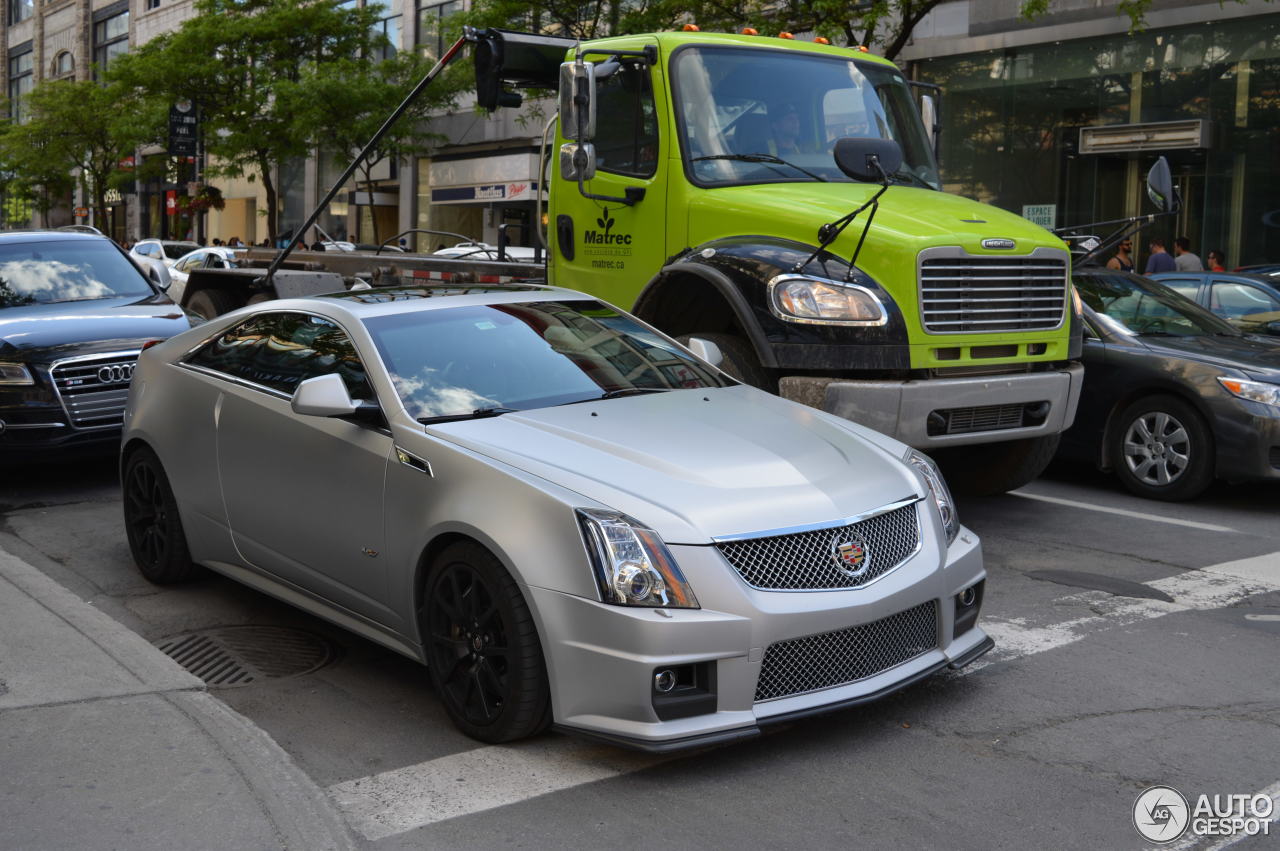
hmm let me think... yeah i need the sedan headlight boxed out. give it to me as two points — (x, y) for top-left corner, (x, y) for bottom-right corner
(576, 509), (699, 608)
(0, 363), (33, 385)
(770, 275), (886, 324)
(905, 450), (959, 545)
(1217, 376), (1280, 408)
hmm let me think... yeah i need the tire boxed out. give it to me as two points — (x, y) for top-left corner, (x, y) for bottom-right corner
(936, 433), (1061, 497)
(185, 288), (241, 320)
(677, 332), (775, 391)
(421, 541), (551, 743)
(1110, 395), (1214, 501)
(122, 447), (198, 584)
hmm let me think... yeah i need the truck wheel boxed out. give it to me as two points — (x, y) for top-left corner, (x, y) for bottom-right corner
(421, 541), (551, 743)
(1109, 395), (1214, 501)
(678, 333), (775, 391)
(186, 288), (241, 321)
(936, 433), (1060, 496)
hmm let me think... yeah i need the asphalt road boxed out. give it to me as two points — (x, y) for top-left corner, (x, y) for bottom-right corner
(2, 451), (1277, 849)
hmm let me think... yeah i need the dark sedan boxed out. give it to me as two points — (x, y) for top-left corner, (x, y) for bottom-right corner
(0, 232), (194, 455)
(1060, 267), (1280, 500)
(1150, 270), (1280, 337)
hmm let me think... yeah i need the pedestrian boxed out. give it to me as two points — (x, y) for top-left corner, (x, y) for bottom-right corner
(1144, 238), (1176, 274)
(1173, 236), (1203, 271)
(1208, 249), (1226, 272)
(212, 237), (224, 247)
(1106, 237), (1134, 272)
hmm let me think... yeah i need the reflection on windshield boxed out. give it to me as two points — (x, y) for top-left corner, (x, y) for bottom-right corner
(673, 46), (940, 189)
(363, 300), (728, 420)
(0, 241), (152, 307)
(1073, 273), (1238, 337)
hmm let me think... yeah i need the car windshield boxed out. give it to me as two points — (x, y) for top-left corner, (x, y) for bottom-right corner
(1073, 271), (1239, 337)
(362, 300), (729, 420)
(672, 46), (940, 189)
(0, 240), (152, 307)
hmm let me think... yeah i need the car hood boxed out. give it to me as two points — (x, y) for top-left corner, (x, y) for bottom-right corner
(1136, 333), (1280, 376)
(425, 385), (923, 544)
(0, 296), (190, 362)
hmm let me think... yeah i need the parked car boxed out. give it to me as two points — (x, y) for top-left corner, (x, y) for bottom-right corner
(432, 241), (538, 262)
(167, 246), (246, 304)
(0, 231), (193, 455)
(121, 284), (990, 750)
(1149, 270), (1280, 337)
(130, 239), (200, 268)
(1060, 266), (1280, 500)
(1235, 264), (1280, 278)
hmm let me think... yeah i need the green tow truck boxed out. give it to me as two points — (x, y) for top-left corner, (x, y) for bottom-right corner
(183, 27), (1085, 493)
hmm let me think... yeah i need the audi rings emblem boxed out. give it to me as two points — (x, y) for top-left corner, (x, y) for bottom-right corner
(97, 363), (136, 384)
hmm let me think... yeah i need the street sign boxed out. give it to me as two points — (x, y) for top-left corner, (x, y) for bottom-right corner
(1021, 204), (1056, 230)
(73, 206), (88, 218)
(168, 100), (198, 156)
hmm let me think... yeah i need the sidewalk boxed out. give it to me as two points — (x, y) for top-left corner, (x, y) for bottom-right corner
(0, 545), (354, 850)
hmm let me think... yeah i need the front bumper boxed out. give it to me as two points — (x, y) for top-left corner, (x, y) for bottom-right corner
(1211, 398), (1280, 482)
(780, 363), (1084, 449)
(531, 515), (989, 752)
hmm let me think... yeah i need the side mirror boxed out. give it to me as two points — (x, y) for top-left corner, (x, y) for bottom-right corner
(1146, 157), (1177, 214)
(685, 337), (723, 367)
(559, 61), (596, 141)
(919, 94), (939, 158)
(559, 142), (597, 181)
(833, 137), (904, 183)
(138, 256), (171, 290)
(291, 373), (360, 417)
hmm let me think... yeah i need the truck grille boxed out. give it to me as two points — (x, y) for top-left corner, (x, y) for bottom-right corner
(715, 502), (920, 591)
(919, 254), (1067, 333)
(938, 403), (1026, 435)
(754, 601), (938, 702)
(50, 353), (139, 429)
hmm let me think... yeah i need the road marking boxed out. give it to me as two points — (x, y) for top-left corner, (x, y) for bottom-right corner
(966, 553), (1280, 673)
(327, 739), (666, 841)
(1009, 491), (1236, 533)
(1167, 779), (1280, 851)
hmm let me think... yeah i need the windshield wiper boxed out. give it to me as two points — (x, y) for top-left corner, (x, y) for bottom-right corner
(417, 406), (518, 425)
(690, 153), (828, 182)
(557, 387), (672, 406)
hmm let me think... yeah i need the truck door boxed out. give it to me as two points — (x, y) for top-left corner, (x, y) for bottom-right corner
(549, 39), (668, 310)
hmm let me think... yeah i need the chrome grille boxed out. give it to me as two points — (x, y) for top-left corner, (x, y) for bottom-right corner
(920, 255), (1067, 333)
(715, 502), (920, 591)
(51, 353), (139, 429)
(755, 601), (938, 702)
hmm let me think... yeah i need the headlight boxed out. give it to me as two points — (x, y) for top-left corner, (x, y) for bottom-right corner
(0, 363), (33, 385)
(1217, 376), (1280, 408)
(904, 450), (959, 545)
(576, 509), (698, 608)
(770, 274), (886, 324)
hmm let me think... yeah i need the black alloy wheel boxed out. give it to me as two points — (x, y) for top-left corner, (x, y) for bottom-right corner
(422, 541), (550, 743)
(122, 447), (197, 584)
(1111, 394), (1215, 501)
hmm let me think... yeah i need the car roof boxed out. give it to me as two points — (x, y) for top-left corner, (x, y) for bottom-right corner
(0, 230), (113, 244)
(1150, 270), (1280, 288)
(266, 284), (591, 321)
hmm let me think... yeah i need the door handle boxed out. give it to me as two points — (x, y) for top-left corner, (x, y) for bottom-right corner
(395, 446), (433, 476)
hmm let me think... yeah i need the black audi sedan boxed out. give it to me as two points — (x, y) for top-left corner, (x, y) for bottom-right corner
(1060, 266), (1280, 500)
(0, 231), (193, 455)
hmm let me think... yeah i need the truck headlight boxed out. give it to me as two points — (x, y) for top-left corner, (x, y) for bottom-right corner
(0, 363), (33, 385)
(904, 450), (959, 545)
(769, 274), (886, 324)
(576, 509), (699, 608)
(1217, 376), (1280, 408)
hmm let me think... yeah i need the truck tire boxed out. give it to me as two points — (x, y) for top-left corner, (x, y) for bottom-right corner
(677, 333), (775, 391)
(935, 433), (1060, 496)
(1109, 394), (1214, 501)
(186, 288), (241, 321)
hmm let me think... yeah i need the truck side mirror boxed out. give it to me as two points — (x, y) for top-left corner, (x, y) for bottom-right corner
(833, 137), (904, 183)
(919, 94), (939, 159)
(1146, 157), (1177, 214)
(559, 61), (596, 141)
(559, 142), (597, 181)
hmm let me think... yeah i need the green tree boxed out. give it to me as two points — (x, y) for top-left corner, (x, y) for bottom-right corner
(110, 0), (382, 241)
(0, 79), (159, 226)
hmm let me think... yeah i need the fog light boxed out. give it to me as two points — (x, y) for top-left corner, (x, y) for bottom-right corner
(654, 669), (677, 693)
(959, 586), (977, 607)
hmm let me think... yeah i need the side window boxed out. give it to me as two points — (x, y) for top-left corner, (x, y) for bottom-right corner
(1159, 278), (1199, 300)
(1211, 282), (1279, 318)
(187, 312), (374, 400)
(593, 64), (658, 178)
(174, 252), (204, 273)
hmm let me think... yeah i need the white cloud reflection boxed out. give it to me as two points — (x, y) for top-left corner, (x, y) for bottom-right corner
(0, 260), (113, 301)
(392, 367), (500, 418)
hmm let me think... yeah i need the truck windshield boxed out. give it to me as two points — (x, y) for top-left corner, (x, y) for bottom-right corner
(672, 46), (940, 189)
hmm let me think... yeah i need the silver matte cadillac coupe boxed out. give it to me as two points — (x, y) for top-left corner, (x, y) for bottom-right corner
(121, 284), (992, 750)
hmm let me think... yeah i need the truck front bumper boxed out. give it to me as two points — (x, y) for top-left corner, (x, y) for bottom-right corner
(781, 363), (1084, 449)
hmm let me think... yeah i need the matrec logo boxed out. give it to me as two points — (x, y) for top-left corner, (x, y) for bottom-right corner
(1134, 786), (1190, 843)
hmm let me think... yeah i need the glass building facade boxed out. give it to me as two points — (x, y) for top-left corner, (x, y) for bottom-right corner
(916, 14), (1280, 268)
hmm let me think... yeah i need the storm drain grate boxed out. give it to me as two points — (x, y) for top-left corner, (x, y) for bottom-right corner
(155, 625), (336, 687)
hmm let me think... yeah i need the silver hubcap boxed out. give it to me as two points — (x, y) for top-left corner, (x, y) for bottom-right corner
(1122, 411), (1191, 486)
